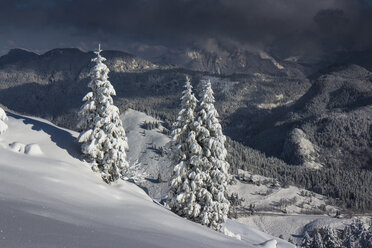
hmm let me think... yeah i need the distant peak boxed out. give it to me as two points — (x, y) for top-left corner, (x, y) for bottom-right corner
(7, 48), (39, 56)
(42, 48), (85, 56)
(0, 48), (39, 65)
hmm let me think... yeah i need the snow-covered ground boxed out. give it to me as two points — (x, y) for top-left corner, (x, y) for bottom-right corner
(228, 171), (352, 245)
(0, 110), (294, 248)
(228, 171), (347, 244)
(230, 170), (338, 216)
(119, 110), (358, 246)
(122, 109), (172, 201)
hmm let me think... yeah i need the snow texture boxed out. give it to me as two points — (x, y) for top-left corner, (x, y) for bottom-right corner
(9, 142), (25, 153)
(9, 142), (43, 155)
(24, 143), (43, 156)
(0, 112), (295, 248)
(223, 226), (242, 240)
(122, 108), (171, 198)
(0, 107), (8, 134)
(256, 239), (278, 248)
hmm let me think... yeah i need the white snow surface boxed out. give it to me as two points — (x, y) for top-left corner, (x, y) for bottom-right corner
(0, 111), (295, 248)
(0, 107), (8, 134)
(257, 239), (278, 248)
(123, 108), (171, 178)
(24, 143), (43, 156)
(231, 171), (338, 215)
(229, 170), (346, 244)
(9, 142), (26, 153)
(122, 109), (172, 200)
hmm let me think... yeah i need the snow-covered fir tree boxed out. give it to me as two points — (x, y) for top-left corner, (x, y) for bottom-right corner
(169, 77), (198, 166)
(301, 231), (313, 248)
(0, 107), (8, 134)
(311, 229), (324, 248)
(168, 77), (205, 219)
(193, 79), (230, 231)
(367, 225), (372, 248)
(347, 219), (371, 248)
(77, 44), (129, 183)
(168, 78), (230, 232)
(322, 227), (340, 248)
(302, 219), (372, 248)
(342, 225), (355, 248)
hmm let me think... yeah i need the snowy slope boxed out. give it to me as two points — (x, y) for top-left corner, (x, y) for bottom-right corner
(123, 109), (171, 179)
(123, 109), (172, 201)
(231, 170), (338, 215)
(0, 111), (294, 248)
(229, 170), (346, 242)
(120, 110), (358, 246)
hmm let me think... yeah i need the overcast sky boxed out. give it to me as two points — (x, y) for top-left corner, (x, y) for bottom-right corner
(1, 0), (372, 59)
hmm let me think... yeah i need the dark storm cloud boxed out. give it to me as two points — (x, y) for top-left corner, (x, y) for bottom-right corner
(0, 0), (372, 58)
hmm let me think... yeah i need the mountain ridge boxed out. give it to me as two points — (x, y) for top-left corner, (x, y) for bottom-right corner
(0, 49), (371, 211)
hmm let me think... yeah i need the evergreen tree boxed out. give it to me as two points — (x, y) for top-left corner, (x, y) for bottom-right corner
(168, 77), (205, 219)
(0, 107), (8, 134)
(193, 79), (230, 231)
(342, 225), (356, 248)
(367, 224), (372, 248)
(311, 229), (324, 248)
(302, 220), (372, 248)
(301, 231), (313, 247)
(322, 227), (341, 248)
(77, 44), (129, 183)
(351, 219), (370, 248)
(168, 79), (231, 232)
(169, 76), (198, 164)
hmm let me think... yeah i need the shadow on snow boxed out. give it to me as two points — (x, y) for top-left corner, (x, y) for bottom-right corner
(7, 112), (82, 159)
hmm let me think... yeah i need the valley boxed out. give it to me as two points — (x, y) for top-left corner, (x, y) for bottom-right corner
(0, 46), (371, 247)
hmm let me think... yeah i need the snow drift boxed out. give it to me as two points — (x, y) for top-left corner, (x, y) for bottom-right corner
(0, 111), (294, 248)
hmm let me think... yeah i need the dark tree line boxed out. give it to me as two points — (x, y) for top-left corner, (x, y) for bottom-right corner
(130, 105), (372, 212)
(225, 137), (372, 212)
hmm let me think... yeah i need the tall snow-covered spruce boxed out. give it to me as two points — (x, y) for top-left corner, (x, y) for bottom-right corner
(168, 78), (230, 232)
(77, 45), (129, 183)
(0, 107), (8, 134)
(193, 79), (230, 231)
(168, 77), (206, 220)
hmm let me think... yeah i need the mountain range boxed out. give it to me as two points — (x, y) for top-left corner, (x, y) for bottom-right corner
(0, 47), (371, 210)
